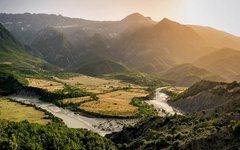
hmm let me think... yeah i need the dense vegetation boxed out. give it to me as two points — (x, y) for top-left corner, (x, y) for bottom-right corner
(104, 71), (165, 87)
(0, 120), (116, 150)
(130, 97), (158, 118)
(107, 80), (240, 149)
(109, 110), (240, 150)
(0, 71), (26, 95)
(169, 80), (219, 101)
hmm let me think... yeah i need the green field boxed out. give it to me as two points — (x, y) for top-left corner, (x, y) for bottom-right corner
(0, 98), (51, 125)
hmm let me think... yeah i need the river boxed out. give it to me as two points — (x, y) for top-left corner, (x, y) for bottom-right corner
(146, 87), (181, 116)
(7, 87), (179, 136)
(9, 95), (136, 136)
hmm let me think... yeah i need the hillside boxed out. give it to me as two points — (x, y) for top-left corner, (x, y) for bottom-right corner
(190, 25), (240, 50)
(111, 18), (209, 73)
(2, 13), (240, 77)
(108, 111), (240, 149)
(31, 27), (75, 67)
(108, 80), (240, 149)
(0, 23), (57, 77)
(194, 48), (240, 81)
(70, 52), (131, 76)
(159, 63), (225, 86)
(170, 80), (240, 116)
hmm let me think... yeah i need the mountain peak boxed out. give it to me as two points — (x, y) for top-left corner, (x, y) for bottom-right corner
(158, 18), (179, 25)
(154, 18), (184, 30)
(122, 13), (152, 22)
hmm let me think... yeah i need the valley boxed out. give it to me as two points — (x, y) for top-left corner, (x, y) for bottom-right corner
(23, 74), (150, 117)
(8, 95), (137, 136)
(0, 10), (240, 149)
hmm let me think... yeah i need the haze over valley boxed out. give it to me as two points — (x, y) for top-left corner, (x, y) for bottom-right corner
(1, 1), (240, 149)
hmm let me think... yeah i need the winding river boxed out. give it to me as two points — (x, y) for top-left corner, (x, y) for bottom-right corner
(146, 87), (181, 116)
(9, 95), (135, 136)
(8, 87), (179, 136)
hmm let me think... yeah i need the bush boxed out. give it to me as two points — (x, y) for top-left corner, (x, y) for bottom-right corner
(232, 122), (240, 137)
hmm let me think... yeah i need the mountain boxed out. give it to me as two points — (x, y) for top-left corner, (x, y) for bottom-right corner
(160, 63), (225, 86)
(194, 48), (240, 81)
(31, 27), (74, 67)
(190, 25), (240, 50)
(69, 52), (131, 76)
(0, 13), (155, 45)
(120, 13), (155, 31)
(110, 18), (214, 73)
(0, 23), (56, 76)
(2, 13), (240, 80)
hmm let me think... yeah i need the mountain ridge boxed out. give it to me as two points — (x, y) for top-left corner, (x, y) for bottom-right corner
(2, 13), (240, 84)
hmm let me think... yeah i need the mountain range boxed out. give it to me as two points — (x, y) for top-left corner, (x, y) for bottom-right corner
(1, 13), (240, 86)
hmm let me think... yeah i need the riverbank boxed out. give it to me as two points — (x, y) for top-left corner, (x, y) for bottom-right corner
(5, 87), (181, 136)
(9, 95), (138, 136)
(146, 87), (182, 116)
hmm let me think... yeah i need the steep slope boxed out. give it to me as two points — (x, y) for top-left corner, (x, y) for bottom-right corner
(0, 23), (56, 76)
(119, 13), (156, 32)
(170, 80), (240, 116)
(112, 18), (214, 73)
(0, 71), (24, 95)
(70, 52), (130, 76)
(0, 13), (155, 45)
(2, 13), (240, 78)
(109, 112), (240, 149)
(194, 48), (240, 81)
(190, 25), (240, 50)
(31, 27), (74, 67)
(160, 63), (225, 86)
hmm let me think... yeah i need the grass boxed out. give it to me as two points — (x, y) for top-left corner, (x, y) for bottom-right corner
(62, 96), (91, 104)
(25, 74), (150, 117)
(80, 90), (148, 117)
(54, 75), (143, 94)
(27, 78), (64, 92)
(0, 98), (51, 125)
(162, 86), (187, 98)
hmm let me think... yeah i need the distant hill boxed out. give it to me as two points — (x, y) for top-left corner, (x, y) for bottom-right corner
(2, 13), (240, 82)
(160, 63), (225, 86)
(194, 48), (240, 81)
(69, 52), (131, 76)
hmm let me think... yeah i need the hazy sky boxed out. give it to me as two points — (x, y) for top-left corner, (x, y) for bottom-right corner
(0, 0), (240, 36)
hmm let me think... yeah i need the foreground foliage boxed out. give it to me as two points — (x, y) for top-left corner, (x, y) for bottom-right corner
(109, 112), (240, 150)
(0, 120), (117, 150)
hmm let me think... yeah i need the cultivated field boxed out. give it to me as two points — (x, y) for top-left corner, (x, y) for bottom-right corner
(26, 74), (149, 117)
(0, 98), (51, 124)
(62, 96), (91, 104)
(80, 90), (148, 116)
(166, 87), (187, 94)
(27, 78), (64, 92)
(54, 75), (143, 94)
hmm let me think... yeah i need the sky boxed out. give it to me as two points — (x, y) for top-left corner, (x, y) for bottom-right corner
(0, 0), (240, 36)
